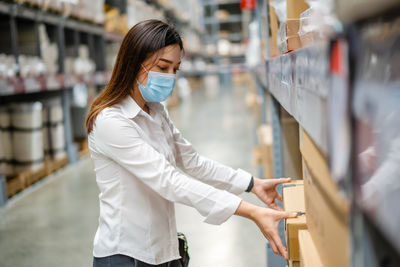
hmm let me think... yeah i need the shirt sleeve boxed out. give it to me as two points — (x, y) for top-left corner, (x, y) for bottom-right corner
(93, 113), (242, 225)
(162, 108), (252, 195)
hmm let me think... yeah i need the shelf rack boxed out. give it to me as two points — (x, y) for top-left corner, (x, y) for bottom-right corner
(251, 0), (400, 266)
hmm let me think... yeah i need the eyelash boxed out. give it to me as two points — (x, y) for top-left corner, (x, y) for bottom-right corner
(158, 66), (180, 73)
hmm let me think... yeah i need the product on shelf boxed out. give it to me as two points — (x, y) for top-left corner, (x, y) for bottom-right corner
(106, 42), (120, 71)
(11, 102), (44, 174)
(38, 24), (58, 75)
(216, 9), (231, 20)
(256, 124), (273, 179)
(268, 0), (279, 57)
(0, 106), (14, 176)
(18, 55), (46, 78)
(105, 7), (129, 35)
(0, 54), (18, 78)
(275, 0), (309, 53)
(298, 230), (323, 267)
(127, 0), (163, 28)
(283, 180), (307, 261)
(298, 0), (338, 47)
(300, 129), (349, 267)
(42, 98), (66, 161)
(74, 45), (96, 75)
(288, 260), (300, 267)
(15, 0), (105, 24)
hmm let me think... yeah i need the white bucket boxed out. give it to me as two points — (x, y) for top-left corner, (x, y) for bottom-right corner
(11, 102), (44, 173)
(0, 106), (14, 176)
(42, 98), (66, 160)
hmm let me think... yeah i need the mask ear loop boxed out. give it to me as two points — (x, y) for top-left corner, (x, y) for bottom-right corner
(137, 64), (149, 85)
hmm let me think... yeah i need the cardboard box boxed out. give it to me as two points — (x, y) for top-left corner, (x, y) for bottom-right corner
(300, 129), (350, 267)
(285, 0), (309, 52)
(298, 230), (324, 267)
(287, 0), (310, 19)
(257, 125), (273, 178)
(299, 129), (349, 216)
(281, 116), (302, 180)
(289, 261), (300, 267)
(286, 19), (302, 51)
(283, 180), (307, 261)
(278, 19), (302, 53)
(268, 0), (279, 57)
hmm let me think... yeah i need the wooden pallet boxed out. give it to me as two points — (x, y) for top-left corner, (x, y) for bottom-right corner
(76, 139), (89, 159)
(6, 164), (47, 198)
(6, 155), (68, 198)
(45, 154), (68, 174)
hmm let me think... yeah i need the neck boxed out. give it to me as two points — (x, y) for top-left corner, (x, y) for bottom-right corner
(131, 86), (149, 114)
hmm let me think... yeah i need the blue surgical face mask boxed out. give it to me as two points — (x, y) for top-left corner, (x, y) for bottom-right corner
(137, 66), (176, 102)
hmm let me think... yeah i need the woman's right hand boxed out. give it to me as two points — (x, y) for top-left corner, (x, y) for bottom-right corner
(234, 201), (298, 260)
(252, 207), (298, 259)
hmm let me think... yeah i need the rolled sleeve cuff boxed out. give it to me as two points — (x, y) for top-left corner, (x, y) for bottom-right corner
(228, 168), (252, 195)
(203, 191), (242, 225)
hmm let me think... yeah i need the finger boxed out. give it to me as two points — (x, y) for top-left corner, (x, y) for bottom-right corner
(268, 238), (280, 256)
(271, 178), (292, 185)
(282, 211), (298, 219)
(271, 232), (288, 260)
(269, 201), (283, 211)
(276, 192), (283, 202)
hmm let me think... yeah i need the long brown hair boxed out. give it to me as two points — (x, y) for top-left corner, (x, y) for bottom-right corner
(85, 20), (183, 134)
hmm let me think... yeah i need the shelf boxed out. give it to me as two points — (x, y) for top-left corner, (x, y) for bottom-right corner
(220, 32), (243, 42)
(336, 0), (400, 23)
(204, 14), (242, 24)
(203, 0), (241, 6)
(0, 1), (104, 35)
(267, 41), (330, 155)
(104, 31), (124, 42)
(0, 71), (111, 96)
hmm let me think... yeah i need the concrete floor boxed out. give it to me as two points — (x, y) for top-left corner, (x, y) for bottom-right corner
(0, 77), (267, 267)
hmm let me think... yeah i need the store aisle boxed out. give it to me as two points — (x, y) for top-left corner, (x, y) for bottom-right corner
(170, 80), (267, 267)
(0, 77), (267, 267)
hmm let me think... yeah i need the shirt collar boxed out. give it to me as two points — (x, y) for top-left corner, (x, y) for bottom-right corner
(120, 96), (165, 119)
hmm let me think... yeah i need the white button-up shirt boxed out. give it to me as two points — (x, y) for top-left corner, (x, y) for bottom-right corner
(88, 96), (252, 264)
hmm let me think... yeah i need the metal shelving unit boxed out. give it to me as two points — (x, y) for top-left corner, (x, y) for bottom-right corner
(251, 0), (400, 266)
(0, 1), (110, 165)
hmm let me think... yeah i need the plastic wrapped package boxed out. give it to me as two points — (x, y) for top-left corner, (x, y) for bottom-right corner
(298, 0), (341, 47)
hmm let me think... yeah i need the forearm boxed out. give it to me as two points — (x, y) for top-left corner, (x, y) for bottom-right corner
(234, 200), (259, 221)
(179, 153), (252, 195)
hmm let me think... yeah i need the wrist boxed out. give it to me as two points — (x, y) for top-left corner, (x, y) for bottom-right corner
(250, 177), (261, 194)
(234, 201), (259, 221)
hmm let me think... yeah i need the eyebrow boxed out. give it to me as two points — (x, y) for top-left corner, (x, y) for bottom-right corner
(159, 58), (181, 65)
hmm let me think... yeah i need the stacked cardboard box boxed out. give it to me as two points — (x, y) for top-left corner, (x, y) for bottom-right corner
(287, 0), (309, 51)
(283, 180), (307, 265)
(281, 114), (302, 180)
(299, 230), (324, 267)
(300, 129), (350, 267)
(268, 0), (279, 57)
(256, 125), (273, 179)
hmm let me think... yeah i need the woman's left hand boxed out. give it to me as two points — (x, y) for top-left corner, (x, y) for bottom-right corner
(251, 177), (292, 211)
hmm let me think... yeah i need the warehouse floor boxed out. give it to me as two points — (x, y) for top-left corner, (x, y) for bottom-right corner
(0, 78), (267, 267)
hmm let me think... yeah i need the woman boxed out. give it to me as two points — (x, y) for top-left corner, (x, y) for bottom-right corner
(86, 20), (297, 267)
